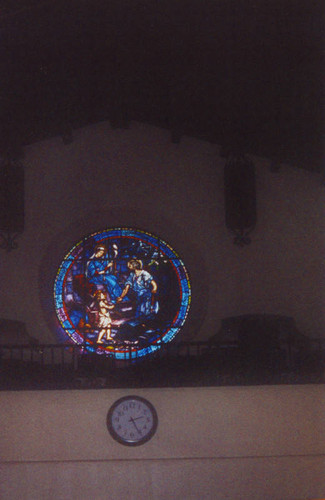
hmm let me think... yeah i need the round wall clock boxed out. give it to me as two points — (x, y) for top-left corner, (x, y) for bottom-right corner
(107, 395), (158, 446)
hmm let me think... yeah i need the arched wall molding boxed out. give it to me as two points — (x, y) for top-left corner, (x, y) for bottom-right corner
(39, 205), (209, 344)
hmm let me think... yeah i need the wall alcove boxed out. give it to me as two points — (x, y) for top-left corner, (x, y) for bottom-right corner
(39, 206), (209, 350)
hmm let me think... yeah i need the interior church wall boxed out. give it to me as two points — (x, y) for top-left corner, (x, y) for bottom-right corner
(0, 121), (324, 500)
(0, 120), (323, 342)
(1, 386), (325, 500)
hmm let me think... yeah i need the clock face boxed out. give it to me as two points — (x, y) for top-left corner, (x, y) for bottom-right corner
(107, 396), (158, 446)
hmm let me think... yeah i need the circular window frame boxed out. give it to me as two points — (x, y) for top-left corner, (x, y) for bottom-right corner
(54, 227), (191, 359)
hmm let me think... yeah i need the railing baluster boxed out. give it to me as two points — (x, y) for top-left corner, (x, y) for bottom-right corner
(72, 345), (76, 371)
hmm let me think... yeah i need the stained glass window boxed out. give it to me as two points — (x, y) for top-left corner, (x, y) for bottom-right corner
(54, 228), (191, 359)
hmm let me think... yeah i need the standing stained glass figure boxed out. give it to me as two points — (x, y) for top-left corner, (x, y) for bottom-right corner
(90, 290), (115, 343)
(117, 259), (158, 319)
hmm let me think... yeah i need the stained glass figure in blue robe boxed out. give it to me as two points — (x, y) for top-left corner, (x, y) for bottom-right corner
(86, 244), (123, 303)
(117, 259), (159, 319)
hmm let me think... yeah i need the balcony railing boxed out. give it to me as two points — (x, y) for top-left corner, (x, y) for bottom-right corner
(0, 339), (324, 390)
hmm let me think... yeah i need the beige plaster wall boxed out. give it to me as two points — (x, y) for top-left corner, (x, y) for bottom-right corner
(1, 386), (325, 499)
(0, 120), (324, 498)
(0, 120), (323, 342)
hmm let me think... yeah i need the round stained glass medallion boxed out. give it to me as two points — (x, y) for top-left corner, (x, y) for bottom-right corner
(54, 228), (191, 359)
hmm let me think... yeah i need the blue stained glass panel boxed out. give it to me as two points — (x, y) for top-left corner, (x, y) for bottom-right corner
(54, 228), (191, 360)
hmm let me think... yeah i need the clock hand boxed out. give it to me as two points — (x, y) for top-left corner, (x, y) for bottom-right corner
(128, 417), (142, 434)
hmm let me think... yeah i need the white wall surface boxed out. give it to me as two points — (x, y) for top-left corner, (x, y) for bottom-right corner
(0, 120), (323, 342)
(1, 386), (325, 500)
(0, 121), (324, 499)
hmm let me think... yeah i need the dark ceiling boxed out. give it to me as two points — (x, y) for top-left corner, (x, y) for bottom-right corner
(0, 0), (324, 171)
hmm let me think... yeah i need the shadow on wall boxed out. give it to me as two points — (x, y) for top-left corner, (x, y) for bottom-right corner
(0, 318), (38, 345)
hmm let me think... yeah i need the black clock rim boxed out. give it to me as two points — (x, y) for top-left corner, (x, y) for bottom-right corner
(107, 395), (158, 446)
